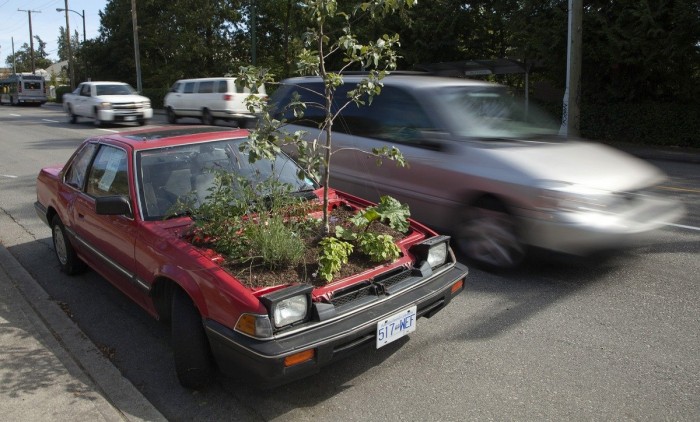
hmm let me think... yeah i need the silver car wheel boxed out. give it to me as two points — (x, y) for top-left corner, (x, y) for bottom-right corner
(53, 224), (69, 266)
(456, 201), (525, 269)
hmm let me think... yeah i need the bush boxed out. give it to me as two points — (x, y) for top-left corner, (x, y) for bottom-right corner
(580, 102), (700, 148)
(55, 86), (72, 103)
(141, 87), (169, 109)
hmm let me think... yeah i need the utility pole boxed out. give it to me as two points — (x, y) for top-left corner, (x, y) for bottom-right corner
(61, 1), (76, 90)
(131, 0), (142, 92)
(18, 9), (41, 74)
(559, 0), (582, 137)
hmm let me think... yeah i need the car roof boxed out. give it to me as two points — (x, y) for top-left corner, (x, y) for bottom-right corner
(92, 126), (250, 150)
(281, 72), (497, 90)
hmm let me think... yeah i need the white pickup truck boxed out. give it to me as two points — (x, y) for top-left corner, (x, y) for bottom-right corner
(63, 81), (153, 127)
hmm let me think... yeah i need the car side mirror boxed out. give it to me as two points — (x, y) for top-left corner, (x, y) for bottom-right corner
(95, 195), (132, 217)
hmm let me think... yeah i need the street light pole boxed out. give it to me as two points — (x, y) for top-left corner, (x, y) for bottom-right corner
(60, 1), (76, 90)
(56, 8), (86, 43)
(131, 0), (142, 93)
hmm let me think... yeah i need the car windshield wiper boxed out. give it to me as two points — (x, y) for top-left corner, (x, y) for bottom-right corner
(163, 209), (192, 220)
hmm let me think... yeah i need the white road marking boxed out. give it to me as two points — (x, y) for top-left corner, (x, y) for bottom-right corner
(1, 174), (18, 178)
(98, 129), (120, 133)
(10, 114), (21, 117)
(666, 222), (700, 232)
(42, 119), (59, 123)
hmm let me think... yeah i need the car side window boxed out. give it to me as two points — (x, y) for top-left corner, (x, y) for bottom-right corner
(184, 82), (195, 94)
(80, 84), (91, 96)
(86, 146), (130, 197)
(275, 82), (325, 128)
(64, 143), (98, 190)
(170, 82), (181, 93)
(198, 81), (214, 93)
(336, 86), (435, 143)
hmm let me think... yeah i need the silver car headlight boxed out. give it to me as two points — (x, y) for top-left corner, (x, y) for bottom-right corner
(97, 102), (113, 110)
(536, 181), (615, 213)
(260, 284), (312, 329)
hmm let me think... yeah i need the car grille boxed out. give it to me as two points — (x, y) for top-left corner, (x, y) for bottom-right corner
(113, 102), (142, 111)
(329, 266), (413, 309)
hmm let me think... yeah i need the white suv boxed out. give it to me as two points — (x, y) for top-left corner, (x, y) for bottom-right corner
(164, 77), (266, 127)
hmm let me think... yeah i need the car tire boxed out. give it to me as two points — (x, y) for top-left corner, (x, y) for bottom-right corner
(67, 106), (77, 124)
(455, 197), (525, 270)
(51, 215), (86, 275)
(171, 287), (214, 389)
(166, 107), (178, 124)
(138, 118), (146, 126)
(202, 109), (215, 126)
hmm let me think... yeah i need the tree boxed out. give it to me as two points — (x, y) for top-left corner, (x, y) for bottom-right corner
(4, 38), (52, 73)
(241, 0), (414, 234)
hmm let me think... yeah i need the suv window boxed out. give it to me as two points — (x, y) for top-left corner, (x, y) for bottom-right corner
(277, 82), (435, 144)
(184, 82), (195, 94)
(216, 80), (228, 93)
(198, 81), (214, 93)
(169, 82), (181, 93)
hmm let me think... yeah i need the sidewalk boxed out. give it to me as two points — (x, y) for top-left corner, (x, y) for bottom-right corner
(0, 245), (166, 421)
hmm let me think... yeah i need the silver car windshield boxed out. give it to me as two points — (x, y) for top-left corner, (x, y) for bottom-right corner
(437, 87), (560, 139)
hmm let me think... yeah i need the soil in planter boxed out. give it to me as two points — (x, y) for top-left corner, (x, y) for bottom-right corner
(221, 207), (407, 288)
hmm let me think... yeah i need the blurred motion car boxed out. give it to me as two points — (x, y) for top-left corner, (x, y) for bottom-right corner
(34, 126), (467, 389)
(270, 73), (685, 269)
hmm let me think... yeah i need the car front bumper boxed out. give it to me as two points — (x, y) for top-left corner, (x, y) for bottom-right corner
(518, 194), (686, 254)
(97, 108), (153, 122)
(204, 262), (468, 388)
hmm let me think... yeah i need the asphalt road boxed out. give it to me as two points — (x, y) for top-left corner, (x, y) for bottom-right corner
(1, 104), (699, 421)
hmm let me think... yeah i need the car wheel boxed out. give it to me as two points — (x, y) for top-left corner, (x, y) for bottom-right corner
(171, 287), (214, 389)
(166, 107), (178, 124)
(455, 197), (525, 270)
(138, 118), (146, 126)
(51, 215), (86, 275)
(202, 109), (215, 126)
(67, 106), (77, 124)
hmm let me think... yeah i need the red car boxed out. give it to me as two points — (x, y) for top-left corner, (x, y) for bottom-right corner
(35, 126), (468, 389)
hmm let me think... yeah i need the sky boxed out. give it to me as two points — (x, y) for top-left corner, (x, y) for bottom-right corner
(0, 0), (108, 64)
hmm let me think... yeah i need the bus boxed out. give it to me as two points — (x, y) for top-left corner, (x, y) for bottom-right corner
(0, 74), (48, 106)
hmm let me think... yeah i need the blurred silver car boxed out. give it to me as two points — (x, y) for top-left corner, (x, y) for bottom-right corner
(270, 74), (685, 269)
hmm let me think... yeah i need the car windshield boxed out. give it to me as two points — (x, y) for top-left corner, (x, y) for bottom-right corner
(136, 138), (317, 220)
(436, 86), (560, 140)
(96, 84), (136, 96)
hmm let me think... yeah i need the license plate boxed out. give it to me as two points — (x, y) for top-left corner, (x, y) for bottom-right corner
(125, 116), (136, 121)
(376, 305), (417, 348)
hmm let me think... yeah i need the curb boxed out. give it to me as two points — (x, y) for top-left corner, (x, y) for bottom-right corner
(0, 244), (167, 422)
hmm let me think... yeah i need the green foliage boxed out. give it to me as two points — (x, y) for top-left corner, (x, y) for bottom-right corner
(55, 86), (72, 103)
(349, 195), (410, 233)
(317, 237), (354, 282)
(357, 233), (400, 263)
(184, 170), (315, 271)
(140, 87), (168, 109)
(580, 101), (700, 148)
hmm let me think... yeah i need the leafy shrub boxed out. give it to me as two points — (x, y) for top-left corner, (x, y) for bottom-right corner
(55, 86), (72, 103)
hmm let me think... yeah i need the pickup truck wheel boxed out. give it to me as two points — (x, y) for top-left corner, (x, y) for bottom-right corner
(166, 107), (177, 124)
(202, 109), (215, 126)
(137, 118), (146, 126)
(51, 215), (86, 275)
(172, 288), (214, 389)
(455, 197), (525, 270)
(67, 106), (77, 124)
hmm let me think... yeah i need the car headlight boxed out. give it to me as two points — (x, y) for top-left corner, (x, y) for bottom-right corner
(97, 102), (112, 110)
(536, 181), (614, 213)
(260, 284), (313, 329)
(410, 235), (451, 270)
